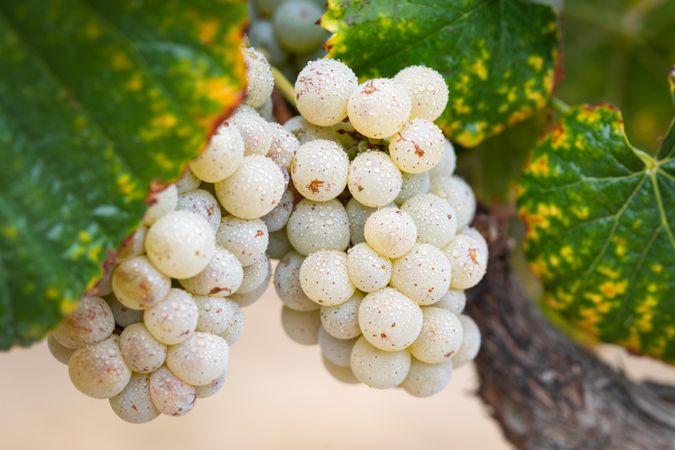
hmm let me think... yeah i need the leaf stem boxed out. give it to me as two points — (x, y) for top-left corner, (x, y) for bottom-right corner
(272, 67), (296, 109)
(551, 98), (570, 114)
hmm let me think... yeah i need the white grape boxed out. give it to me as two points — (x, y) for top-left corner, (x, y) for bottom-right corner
(347, 151), (402, 207)
(145, 210), (216, 279)
(105, 295), (143, 328)
(193, 295), (242, 337)
(393, 66), (449, 121)
(68, 336), (131, 399)
(291, 139), (349, 202)
(215, 155), (285, 219)
(189, 123), (245, 182)
(229, 106), (273, 156)
(142, 184), (177, 226)
(267, 229), (293, 259)
(358, 287), (423, 351)
(116, 225), (147, 262)
(429, 175), (476, 230)
(391, 243), (452, 305)
(350, 336), (411, 389)
(443, 234), (487, 290)
(143, 288), (199, 345)
(109, 373), (159, 424)
(149, 366), (196, 417)
(280, 307), (321, 345)
(410, 307), (463, 364)
(452, 314), (481, 368)
(274, 251), (319, 312)
(166, 332), (229, 386)
(363, 207), (417, 259)
(52, 296), (115, 349)
(257, 96), (274, 121)
(175, 168), (201, 194)
(273, 0), (326, 54)
(261, 188), (294, 232)
(401, 359), (453, 398)
(47, 335), (75, 365)
(395, 171), (430, 205)
(243, 47), (274, 108)
(435, 289), (467, 315)
(462, 227), (489, 260)
(320, 291), (363, 340)
(429, 139), (457, 179)
(177, 189), (222, 232)
(345, 198), (377, 245)
(322, 356), (359, 384)
(318, 327), (356, 368)
(195, 373), (226, 399)
(299, 250), (355, 306)
(283, 115), (340, 144)
(389, 119), (445, 174)
(229, 268), (271, 307)
(218, 307), (245, 346)
(216, 216), (269, 267)
(119, 323), (167, 373)
(286, 198), (350, 256)
(180, 247), (244, 297)
(401, 193), (457, 248)
(295, 59), (358, 126)
(346, 243), (392, 293)
(237, 254), (271, 294)
(248, 20), (287, 66)
(347, 78), (411, 139)
(266, 123), (300, 169)
(112, 256), (171, 310)
(252, 0), (283, 18)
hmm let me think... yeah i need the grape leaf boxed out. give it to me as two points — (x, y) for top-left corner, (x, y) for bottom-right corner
(517, 95), (675, 363)
(0, 0), (247, 349)
(321, 0), (560, 147)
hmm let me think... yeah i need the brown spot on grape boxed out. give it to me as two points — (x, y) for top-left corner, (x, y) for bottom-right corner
(363, 80), (379, 95)
(255, 229), (264, 237)
(468, 248), (478, 263)
(307, 179), (325, 193)
(414, 143), (425, 157)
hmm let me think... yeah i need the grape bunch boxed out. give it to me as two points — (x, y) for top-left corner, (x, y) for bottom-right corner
(247, 0), (329, 80)
(47, 47), (287, 422)
(274, 59), (487, 396)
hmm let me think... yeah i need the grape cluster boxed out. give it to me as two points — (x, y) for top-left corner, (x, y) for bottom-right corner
(275, 59), (487, 396)
(247, 0), (329, 80)
(47, 48), (286, 422)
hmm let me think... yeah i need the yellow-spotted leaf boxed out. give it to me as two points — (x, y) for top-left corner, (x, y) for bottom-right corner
(0, 0), (247, 349)
(517, 99), (675, 363)
(322, 0), (560, 147)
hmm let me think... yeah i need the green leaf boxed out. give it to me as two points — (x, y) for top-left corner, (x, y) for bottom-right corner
(517, 102), (675, 363)
(0, 0), (247, 349)
(321, 0), (560, 147)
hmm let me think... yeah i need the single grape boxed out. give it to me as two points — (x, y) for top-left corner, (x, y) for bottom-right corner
(443, 234), (487, 290)
(216, 216), (269, 267)
(274, 251), (320, 312)
(166, 332), (229, 386)
(179, 247), (244, 297)
(401, 359), (453, 398)
(195, 373), (226, 398)
(462, 227), (489, 260)
(266, 123), (300, 169)
(177, 189), (222, 232)
(410, 307), (463, 364)
(175, 168), (201, 194)
(391, 243), (452, 306)
(273, 0), (326, 54)
(429, 175), (476, 231)
(112, 255), (171, 310)
(299, 250), (355, 306)
(238, 255), (271, 294)
(358, 287), (423, 351)
(401, 193), (457, 248)
(429, 139), (457, 179)
(145, 210), (216, 279)
(435, 289), (467, 315)
(283, 115), (340, 144)
(149, 366), (196, 417)
(320, 291), (363, 340)
(350, 336), (411, 389)
(109, 373), (159, 424)
(47, 335), (75, 365)
(261, 188), (294, 232)
(267, 229), (293, 259)
(291, 139), (349, 202)
(318, 327), (357, 368)
(452, 314), (481, 368)
(286, 198), (350, 256)
(243, 47), (274, 108)
(68, 336), (132, 399)
(345, 198), (377, 245)
(189, 123), (245, 182)
(215, 155), (286, 219)
(116, 225), (147, 262)
(322, 356), (359, 384)
(142, 184), (177, 226)
(143, 288), (199, 345)
(193, 295), (242, 336)
(363, 207), (417, 259)
(295, 59), (358, 126)
(247, 20), (287, 66)
(280, 307), (321, 345)
(389, 119), (445, 174)
(393, 66), (449, 121)
(228, 106), (273, 156)
(119, 323), (167, 373)
(105, 295), (143, 328)
(346, 242), (392, 293)
(395, 171), (430, 205)
(52, 296), (115, 349)
(347, 78), (411, 139)
(347, 151), (402, 208)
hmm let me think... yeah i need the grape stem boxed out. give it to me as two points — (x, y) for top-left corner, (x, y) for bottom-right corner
(272, 67), (296, 109)
(551, 97), (570, 114)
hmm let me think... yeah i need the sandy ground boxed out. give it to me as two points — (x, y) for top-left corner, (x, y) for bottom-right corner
(1, 284), (673, 450)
